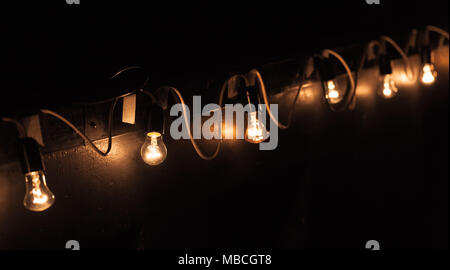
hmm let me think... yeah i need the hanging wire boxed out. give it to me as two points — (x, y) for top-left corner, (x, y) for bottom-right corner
(426, 25), (450, 41)
(380, 36), (416, 81)
(1, 27), (447, 161)
(110, 65), (151, 86)
(425, 25), (449, 57)
(41, 97), (118, 157)
(143, 86), (221, 160)
(247, 57), (313, 130)
(218, 74), (250, 107)
(320, 49), (356, 113)
(38, 66), (148, 157)
(138, 88), (157, 103)
(140, 75), (243, 161)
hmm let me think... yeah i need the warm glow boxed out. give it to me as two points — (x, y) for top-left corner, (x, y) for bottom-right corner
(23, 171), (55, 212)
(32, 183), (49, 205)
(380, 74), (397, 99)
(222, 122), (235, 140)
(145, 146), (162, 160)
(326, 80), (342, 104)
(421, 64), (436, 85)
(245, 112), (268, 144)
(247, 125), (264, 140)
(328, 90), (339, 99)
(382, 88), (392, 97)
(141, 132), (167, 166)
(327, 80), (336, 90)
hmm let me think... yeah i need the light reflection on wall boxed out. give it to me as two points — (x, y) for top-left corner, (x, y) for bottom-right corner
(44, 132), (144, 192)
(298, 83), (318, 104)
(391, 55), (421, 86)
(435, 46), (449, 74)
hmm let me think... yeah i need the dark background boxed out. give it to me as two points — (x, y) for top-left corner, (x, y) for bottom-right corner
(1, 0), (449, 112)
(0, 0), (448, 250)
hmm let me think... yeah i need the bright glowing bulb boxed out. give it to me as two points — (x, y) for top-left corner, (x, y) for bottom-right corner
(141, 132), (167, 166)
(23, 171), (55, 212)
(328, 80), (336, 90)
(325, 80), (343, 104)
(328, 90), (339, 99)
(421, 64), (437, 85)
(383, 88), (392, 97)
(379, 74), (398, 99)
(245, 112), (269, 144)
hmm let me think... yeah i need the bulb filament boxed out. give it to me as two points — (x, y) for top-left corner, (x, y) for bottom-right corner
(247, 113), (266, 143)
(31, 176), (48, 205)
(146, 135), (162, 160)
(326, 80), (340, 102)
(382, 75), (395, 98)
(422, 64), (436, 84)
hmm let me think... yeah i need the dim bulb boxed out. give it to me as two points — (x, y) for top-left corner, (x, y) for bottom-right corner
(23, 171), (55, 212)
(245, 112), (269, 144)
(421, 63), (437, 85)
(325, 80), (343, 104)
(141, 132), (167, 166)
(379, 74), (398, 99)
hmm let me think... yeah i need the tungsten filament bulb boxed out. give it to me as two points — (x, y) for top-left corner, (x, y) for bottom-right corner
(23, 171), (55, 212)
(325, 80), (343, 104)
(421, 63), (437, 85)
(379, 74), (398, 99)
(141, 132), (167, 166)
(245, 112), (269, 144)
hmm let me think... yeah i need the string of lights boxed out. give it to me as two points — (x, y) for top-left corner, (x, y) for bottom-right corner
(0, 25), (448, 212)
(248, 60), (312, 130)
(140, 85), (224, 162)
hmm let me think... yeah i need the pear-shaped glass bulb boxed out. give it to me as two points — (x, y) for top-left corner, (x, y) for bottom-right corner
(23, 171), (55, 212)
(245, 112), (269, 144)
(421, 63), (437, 85)
(141, 132), (167, 166)
(325, 80), (344, 104)
(379, 74), (398, 99)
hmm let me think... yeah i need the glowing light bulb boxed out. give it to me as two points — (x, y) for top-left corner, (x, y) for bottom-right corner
(421, 63), (437, 85)
(245, 112), (269, 144)
(325, 80), (343, 104)
(141, 132), (167, 166)
(379, 74), (398, 99)
(23, 171), (55, 212)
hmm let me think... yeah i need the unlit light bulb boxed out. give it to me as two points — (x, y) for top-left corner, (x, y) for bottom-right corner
(245, 112), (269, 144)
(380, 74), (398, 99)
(141, 132), (167, 166)
(325, 80), (343, 104)
(23, 171), (55, 212)
(421, 63), (437, 85)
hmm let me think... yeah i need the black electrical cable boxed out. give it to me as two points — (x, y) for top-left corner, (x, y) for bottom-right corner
(426, 26), (449, 42)
(39, 66), (148, 157)
(380, 36), (415, 81)
(248, 57), (313, 130)
(41, 96), (119, 157)
(318, 49), (356, 113)
(140, 86), (224, 161)
(3, 27), (448, 161)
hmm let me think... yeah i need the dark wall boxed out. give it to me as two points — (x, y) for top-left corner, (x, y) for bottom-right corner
(2, 0), (449, 114)
(0, 49), (448, 250)
(0, 1), (448, 250)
